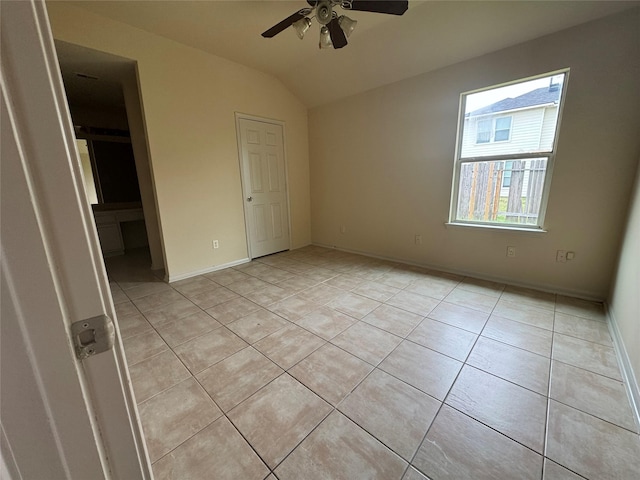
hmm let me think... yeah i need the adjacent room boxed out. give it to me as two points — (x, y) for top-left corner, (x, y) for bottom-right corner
(4, 1), (639, 479)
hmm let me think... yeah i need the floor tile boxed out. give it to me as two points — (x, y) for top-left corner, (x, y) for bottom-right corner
(324, 273), (367, 290)
(275, 411), (407, 480)
(203, 268), (251, 286)
(129, 349), (191, 404)
(275, 274), (320, 292)
(205, 297), (261, 325)
(553, 312), (612, 346)
(331, 321), (402, 365)
(125, 281), (173, 300)
(254, 323), (325, 369)
(152, 416), (268, 480)
(427, 301), (489, 333)
(408, 318), (477, 361)
(227, 374), (332, 469)
(457, 277), (505, 297)
(543, 459), (584, 480)
(138, 377), (221, 462)
(244, 284), (294, 307)
(502, 285), (556, 311)
(413, 405), (542, 480)
(444, 287), (498, 313)
(552, 333), (621, 380)
(353, 281), (401, 302)
(445, 365), (547, 452)
(339, 369), (440, 460)
(403, 467), (429, 480)
(295, 306), (357, 340)
(386, 290), (439, 316)
(546, 400), (640, 480)
(116, 312), (152, 339)
(226, 276), (272, 295)
(493, 299), (554, 330)
(379, 340), (462, 400)
(289, 343), (373, 405)
(268, 295), (322, 322)
(226, 308), (288, 344)
(467, 336), (550, 395)
(155, 311), (222, 347)
(362, 304), (423, 337)
(292, 283), (344, 305)
(482, 315), (553, 357)
(188, 286), (239, 309)
(550, 360), (636, 432)
(328, 292), (381, 319)
(122, 329), (168, 366)
(555, 295), (605, 322)
(197, 347), (283, 412)
(131, 289), (185, 313)
(174, 328), (247, 374)
(110, 287), (129, 305)
(252, 266), (296, 284)
(170, 276), (218, 297)
(405, 277), (457, 300)
(142, 298), (201, 326)
(115, 300), (140, 319)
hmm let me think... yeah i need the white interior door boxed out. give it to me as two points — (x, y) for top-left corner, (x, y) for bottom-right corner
(1, 1), (151, 478)
(237, 116), (291, 258)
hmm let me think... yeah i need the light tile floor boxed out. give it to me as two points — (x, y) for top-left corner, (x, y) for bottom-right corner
(106, 246), (640, 480)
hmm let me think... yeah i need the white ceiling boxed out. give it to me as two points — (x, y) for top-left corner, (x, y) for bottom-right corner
(57, 0), (639, 107)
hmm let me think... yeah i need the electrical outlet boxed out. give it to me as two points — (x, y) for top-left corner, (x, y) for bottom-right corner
(340, 225), (346, 234)
(213, 240), (219, 249)
(566, 251), (575, 260)
(415, 234), (422, 245)
(506, 246), (516, 258)
(556, 250), (566, 263)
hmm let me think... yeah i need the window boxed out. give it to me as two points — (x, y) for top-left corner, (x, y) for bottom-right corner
(476, 119), (491, 143)
(494, 116), (512, 141)
(450, 70), (568, 228)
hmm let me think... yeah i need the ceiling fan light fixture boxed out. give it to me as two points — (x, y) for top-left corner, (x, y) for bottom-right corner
(292, 17), (312, 39)
(319, 25), (333, 49)
(338, 15), (357, 38)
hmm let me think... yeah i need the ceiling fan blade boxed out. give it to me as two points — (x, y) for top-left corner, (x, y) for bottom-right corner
(327, 17), (348, 49)
(262, 11), (305, 38)
(349, 0), (408, 15)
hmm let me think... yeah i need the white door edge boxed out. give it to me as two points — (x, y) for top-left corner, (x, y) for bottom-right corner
(234, 112), (293, 259)
(1, 1), (152, 478)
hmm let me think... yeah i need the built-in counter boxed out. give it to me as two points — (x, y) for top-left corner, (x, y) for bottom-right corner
(92, 203), (145, 256)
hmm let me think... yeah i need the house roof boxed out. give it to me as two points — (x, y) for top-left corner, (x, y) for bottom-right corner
(468, 85), (561, 117)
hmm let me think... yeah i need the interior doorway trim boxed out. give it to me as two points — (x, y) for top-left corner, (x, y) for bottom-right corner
(235, 112), (293, 259)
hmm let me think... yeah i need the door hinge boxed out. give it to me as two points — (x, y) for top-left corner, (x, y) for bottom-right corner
(71, 314), (115, 360)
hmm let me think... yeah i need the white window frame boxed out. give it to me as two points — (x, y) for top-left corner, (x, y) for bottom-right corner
(449, 69), (570, 230)
(493, 115), (512, 142)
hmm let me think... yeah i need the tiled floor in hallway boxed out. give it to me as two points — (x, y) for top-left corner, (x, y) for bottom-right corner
(106, 246), (640, 480)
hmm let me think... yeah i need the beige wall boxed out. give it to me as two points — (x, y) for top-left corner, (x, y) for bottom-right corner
(309, 9), (640, 300)
(609, 159), (640, 398)
(47, 2), (311, 279)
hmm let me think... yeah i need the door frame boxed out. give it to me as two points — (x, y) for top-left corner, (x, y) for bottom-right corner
(1, 1), (152, 477)
(235, 112), (293, 259)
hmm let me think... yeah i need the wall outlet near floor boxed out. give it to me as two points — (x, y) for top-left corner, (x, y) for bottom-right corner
(506, 246), (516, 258)
(213, 240), (219, 249)
(556, 250), (566, 262)
(415, 234), (422, 245)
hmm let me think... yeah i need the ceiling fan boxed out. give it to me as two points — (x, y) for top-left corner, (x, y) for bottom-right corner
(261, 0), (409, 49)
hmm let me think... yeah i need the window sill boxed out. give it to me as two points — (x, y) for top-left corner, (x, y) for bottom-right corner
(445, 222), (547, 234)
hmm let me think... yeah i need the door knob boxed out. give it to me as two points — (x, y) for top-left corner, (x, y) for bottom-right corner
(247, 196), (253, 202)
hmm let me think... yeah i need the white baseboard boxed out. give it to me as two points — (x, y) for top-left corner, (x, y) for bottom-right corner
(605, 304), (640, 432)
(166, 257), (250, 283)
(312, 243), (604, 302)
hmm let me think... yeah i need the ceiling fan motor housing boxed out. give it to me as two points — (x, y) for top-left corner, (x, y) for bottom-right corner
(316, 1), (333, 25)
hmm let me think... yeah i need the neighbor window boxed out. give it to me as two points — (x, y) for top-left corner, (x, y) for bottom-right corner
(450, 70), (568, 228)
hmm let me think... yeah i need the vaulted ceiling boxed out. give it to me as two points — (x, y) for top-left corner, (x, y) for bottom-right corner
(56, 0), (638, 107)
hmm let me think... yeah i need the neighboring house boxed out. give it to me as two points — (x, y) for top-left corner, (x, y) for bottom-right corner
(457, 83), (562, 223)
